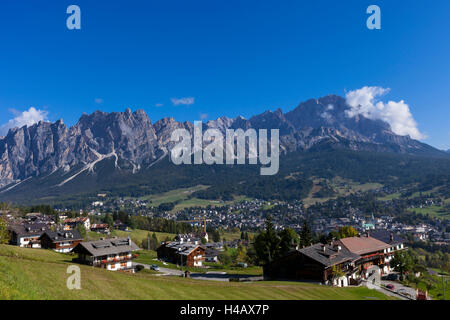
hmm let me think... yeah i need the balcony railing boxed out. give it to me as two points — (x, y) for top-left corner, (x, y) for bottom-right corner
(93, 254), (138, 266)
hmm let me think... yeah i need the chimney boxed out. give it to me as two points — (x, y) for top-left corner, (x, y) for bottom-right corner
(390, 233), (394, 242)
(322, 244), (326, 252)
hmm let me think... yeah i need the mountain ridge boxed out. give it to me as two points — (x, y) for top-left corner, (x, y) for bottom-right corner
(0, 95), (447, 192)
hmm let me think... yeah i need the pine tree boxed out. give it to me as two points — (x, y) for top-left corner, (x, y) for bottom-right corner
(151, 232), (159, 250)
(300, 221), (313, 248)
(254, 216), (281, 264)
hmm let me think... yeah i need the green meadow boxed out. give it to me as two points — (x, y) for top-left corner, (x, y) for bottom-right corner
(0, 245), (393, 300)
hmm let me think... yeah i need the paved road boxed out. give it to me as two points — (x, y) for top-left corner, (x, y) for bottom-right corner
(132, 262), (183, 276)
(380, 279), (417, 299)
(190, 273), (263, 282)
(362, 280), (410, 300)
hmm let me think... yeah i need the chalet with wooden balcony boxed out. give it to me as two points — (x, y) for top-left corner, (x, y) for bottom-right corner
(8, 223), (48, 248)
(338, 235), (391, 277)
(72, 238), (139, 272)
(157, 242), (206, 267)
(263, 242), (361, 287)
(39, 230), (83, 253)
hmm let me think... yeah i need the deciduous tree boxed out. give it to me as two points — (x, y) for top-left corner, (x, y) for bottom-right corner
(391, 251), (414, 280)
(338, 226), (358, 239)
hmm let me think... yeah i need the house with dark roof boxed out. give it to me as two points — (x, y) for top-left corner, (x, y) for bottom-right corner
(73, 238), (139, 272)
(369, 230), (406, 248)
(113, 220), (129, 231)
(39, 230), (83, 253)
(205, 248), (219, 263)
(264, 242), (361, 287)
(8, 223), (49, 248)
(90, 223), (110, 234)
(157, 241), (206, 267)
(368, 230), (406, 272)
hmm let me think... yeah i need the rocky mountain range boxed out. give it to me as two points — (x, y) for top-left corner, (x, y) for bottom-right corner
(0, 95), (445, 191)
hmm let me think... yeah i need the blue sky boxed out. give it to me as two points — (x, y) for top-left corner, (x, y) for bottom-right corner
(0, 0), (449, 149)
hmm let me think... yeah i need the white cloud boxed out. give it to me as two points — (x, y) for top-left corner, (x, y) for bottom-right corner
(171, 97), (195, 106)
(320, 112), (331, 120)
(155, 103), (164, 107)
(0, 107), (49, 135)
(320, 104), (334, 120)
(94, 98), (104, 104)
(199, 113), (208, 120)
(345, 86), (426, 140)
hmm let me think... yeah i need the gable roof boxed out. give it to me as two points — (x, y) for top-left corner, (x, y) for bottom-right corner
(41, 230), (83, 242)
(162, 242), (205, 256)
(368, 230), (405, 246)
(64, 217), (89, 224)
(338, 236), (390, 255)
(74, 238), (139, 257)
(298, 243), (360, 268)
(9, 223), (48, 237)
(91, 224), (109, 229)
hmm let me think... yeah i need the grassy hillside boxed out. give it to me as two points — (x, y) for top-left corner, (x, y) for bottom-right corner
(86, 229), (176, 246)
(86, 229), (248, 248)
(303, 177), (383, 207)
(133, 250), (263, 275)
(0, 245), (393, 300)
(408, 206), (450, 220)
(126, 185), (251, 213)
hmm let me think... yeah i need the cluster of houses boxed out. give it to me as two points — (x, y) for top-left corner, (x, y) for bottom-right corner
(3, 211), (411, 286)
(6, 214), (139, 272)
(264, 230), (406, 287)
(148, 198), (448, 246)
(8, 215), (130, 249)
